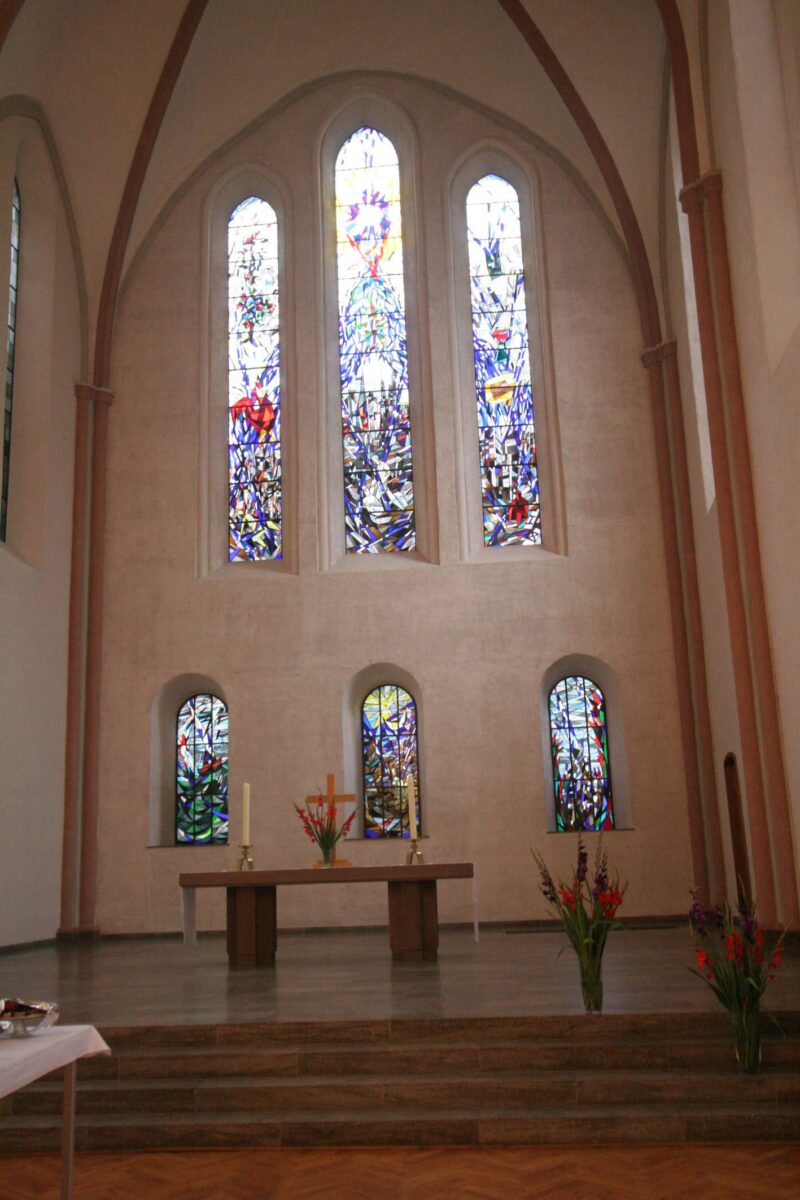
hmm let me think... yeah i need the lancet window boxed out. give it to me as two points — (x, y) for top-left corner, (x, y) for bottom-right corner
(1, 180), (20, 542)
(335, 127), (415, 553)
(228, 196), (282, 561)
(466, 174), (541, 547)
(361, 684), (420, 837)
(176, 693), (229, 844)
(548, 675), (614, 831)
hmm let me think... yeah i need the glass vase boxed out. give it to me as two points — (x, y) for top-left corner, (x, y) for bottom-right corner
(733, 1006), (761, 1073)
(579, 956), (603, 1013)
(319, 844), (333, 868)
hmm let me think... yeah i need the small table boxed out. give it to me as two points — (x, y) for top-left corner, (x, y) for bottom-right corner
(180, 863), (478, 967)
(0, 1024), (110, 1199)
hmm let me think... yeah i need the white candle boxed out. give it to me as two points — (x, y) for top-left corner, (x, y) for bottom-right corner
(407, 776), (418, 841)
(242, 782), (251, 845)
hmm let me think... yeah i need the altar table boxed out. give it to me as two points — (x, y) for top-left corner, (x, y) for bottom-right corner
(180, 863), (478, 967)
(0, 1024), (110, 1199)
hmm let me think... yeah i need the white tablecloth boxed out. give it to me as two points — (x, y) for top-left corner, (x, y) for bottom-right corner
(0, 1024), (109, 1098)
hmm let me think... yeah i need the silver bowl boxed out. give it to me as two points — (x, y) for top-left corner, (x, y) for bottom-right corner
(0, 1001), (60, 1038)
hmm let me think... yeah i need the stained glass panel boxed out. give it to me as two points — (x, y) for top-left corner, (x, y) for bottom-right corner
(336, 127), (415, 553)
(548, 676), (614, 832)
(228, 197), (281, 561)
(361, 684), (420, 837)
(176, 694), (229, 844)
(1, 181), (20, 543)
(466, 175), (541, 547)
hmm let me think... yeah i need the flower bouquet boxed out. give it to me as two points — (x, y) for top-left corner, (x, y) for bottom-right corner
(689, 890), (784, 1072)
(294, 794), (356, 866)
(532, 838), (626, 1013)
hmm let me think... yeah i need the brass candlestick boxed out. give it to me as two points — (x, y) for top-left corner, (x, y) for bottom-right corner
(405, 838), (424, 865)
(238, 844), (254, 871)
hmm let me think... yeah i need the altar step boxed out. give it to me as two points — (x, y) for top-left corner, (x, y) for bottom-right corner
(2, 1014), (799, 1150)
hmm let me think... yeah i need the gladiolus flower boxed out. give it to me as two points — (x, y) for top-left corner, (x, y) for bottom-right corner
(754, 929), (764, 964)
(599, 888), (623, 919)
(558, 886), (577, 912)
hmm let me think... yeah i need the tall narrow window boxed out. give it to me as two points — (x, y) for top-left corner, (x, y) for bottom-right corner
(176, 693), (229, 844)
(548, 676), (614, 831)
(228, 197), (281, 561)
(336, 127), (414, 553)
(1, 181), (20, 543)
(361, 684), (420, 837)
(466, 174), (540, 547)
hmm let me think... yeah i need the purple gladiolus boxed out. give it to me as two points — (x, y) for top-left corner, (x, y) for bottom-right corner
(577, 846), (588, 883)
(689, 898), (707, 939)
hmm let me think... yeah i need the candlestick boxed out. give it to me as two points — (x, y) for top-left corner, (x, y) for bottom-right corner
(407, 775), (418, 841)
(242, 782), (251, 845)
(238, 844), (253, 871)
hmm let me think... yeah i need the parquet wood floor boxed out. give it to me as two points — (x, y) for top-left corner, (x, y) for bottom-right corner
(2, 1144), (799, 1199)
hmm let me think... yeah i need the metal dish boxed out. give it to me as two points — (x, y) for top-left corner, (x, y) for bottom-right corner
(0, 1000), (60, 1037)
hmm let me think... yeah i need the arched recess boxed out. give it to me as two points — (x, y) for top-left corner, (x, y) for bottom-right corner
(149, 672), (229, 846)
(317, 94), (439, 572)
(448, 142), (566, 563)
(540, 655), (631, 833)
(199, 164), (297, 577)
(342, 662), (424, 839)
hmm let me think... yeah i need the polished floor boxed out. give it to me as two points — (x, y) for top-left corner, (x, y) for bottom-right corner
(0, 926), (796, 1026)
(2, 1144), (799, 1199)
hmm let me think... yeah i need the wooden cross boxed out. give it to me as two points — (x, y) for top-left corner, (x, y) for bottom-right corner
(305, 773), (356, 866)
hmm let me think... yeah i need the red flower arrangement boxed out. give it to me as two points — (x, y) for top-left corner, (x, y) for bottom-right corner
(294, 795), (356, 866)
(689, 889), (785, 1072)
(533, 838), (627, 1013)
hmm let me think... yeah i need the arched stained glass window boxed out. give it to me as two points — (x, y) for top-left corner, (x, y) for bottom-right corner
(228, 196), (281, 561)
(466, 174), (540, 547)
(1, 180), (20, 543)
(361, 684), (420, 837)
(548, 676), (614, 832)
(335, 127), (415, 554)
(176, 693), (229, 844)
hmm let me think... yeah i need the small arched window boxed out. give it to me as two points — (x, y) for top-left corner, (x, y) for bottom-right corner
(228, 196), (282, 561)
(361, 683), (420, 837)
(1, 180), (20, 543)
(335, 127), (415, 554)
(548, 675), (614, 831)
(466, 174), (540, 547)
(176, 693), (229, 844)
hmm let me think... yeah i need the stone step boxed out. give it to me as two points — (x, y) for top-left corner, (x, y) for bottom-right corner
(11, 1068), (800, 1117)
(0, 1102), (797, 1152)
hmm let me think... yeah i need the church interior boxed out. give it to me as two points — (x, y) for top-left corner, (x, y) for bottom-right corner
(1, 0), (799, 1194)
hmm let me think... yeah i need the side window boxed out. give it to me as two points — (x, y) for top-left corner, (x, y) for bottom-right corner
(361, 683), (420, 837)
(176, 694), (229, 844)
(1, 180), (20, 542)
(548, 675), (614, 831)
(228, 197), (282, 561)
(335, 127), (415, 553)
(466, 174), (540, 547)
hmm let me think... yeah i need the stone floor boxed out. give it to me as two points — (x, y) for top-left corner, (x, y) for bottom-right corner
(1, 925), (796, 1026)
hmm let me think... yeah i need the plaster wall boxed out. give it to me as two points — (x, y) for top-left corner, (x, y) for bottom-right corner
(96, 76), (693, 935)
(0, 121), (81, 947)
(706, 0), (800, 886)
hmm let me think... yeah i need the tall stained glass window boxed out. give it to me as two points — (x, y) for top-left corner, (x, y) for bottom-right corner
(467, 174), (541, 547)
(176, 693), (229, 844)
(336, 127), (415, 553)
(548, 675), (614, 832)
(1, 181), (20, 543)
(228, 197), (281, 561)
(361, 684), (420, 837)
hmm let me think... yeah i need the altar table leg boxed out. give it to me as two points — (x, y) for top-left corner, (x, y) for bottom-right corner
(226, 886), (277, 968)
(61, 1060), (76, 1200)
(387, 880), (439, 962)
(472, 872), (480, 943)
(182, 887), (197, 946)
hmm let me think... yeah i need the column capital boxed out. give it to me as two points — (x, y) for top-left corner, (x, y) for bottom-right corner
(74, 383), (114, 407)
(642, 339), (678, 368)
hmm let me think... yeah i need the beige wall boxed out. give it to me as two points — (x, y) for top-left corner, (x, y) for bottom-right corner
(96, 75), (693, 935)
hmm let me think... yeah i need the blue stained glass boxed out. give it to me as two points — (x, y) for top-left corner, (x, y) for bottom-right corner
(176, 694), (229, 844)
(548, 676), (614, 832)
(361, 684), (420, 837)
(228, 197), (282, 561)
(466, 175), (541, 547)
(2, 181), (20, 543)
(336, 127), (415, 553)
